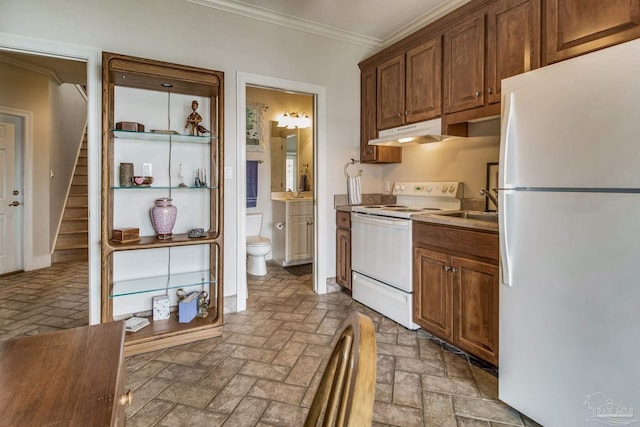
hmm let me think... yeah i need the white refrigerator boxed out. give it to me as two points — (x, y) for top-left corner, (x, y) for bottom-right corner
(499, 39), (640, 426)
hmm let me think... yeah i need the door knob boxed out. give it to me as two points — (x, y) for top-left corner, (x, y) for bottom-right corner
(9, 201), (21, 207)
(13, 190), (19, 195)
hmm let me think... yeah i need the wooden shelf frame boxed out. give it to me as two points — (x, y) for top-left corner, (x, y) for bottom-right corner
(101, 52), (225, 353)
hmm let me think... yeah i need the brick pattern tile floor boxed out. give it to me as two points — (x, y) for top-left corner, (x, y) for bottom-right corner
(0, 261), (541, 427)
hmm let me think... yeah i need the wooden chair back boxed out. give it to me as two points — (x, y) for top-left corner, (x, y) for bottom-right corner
(304, 312), (377, 427)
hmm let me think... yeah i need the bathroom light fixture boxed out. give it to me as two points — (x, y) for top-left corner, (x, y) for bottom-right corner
(276, 111), (311, 129)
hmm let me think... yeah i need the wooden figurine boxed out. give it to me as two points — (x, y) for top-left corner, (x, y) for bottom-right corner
(185, 100), (203, 135)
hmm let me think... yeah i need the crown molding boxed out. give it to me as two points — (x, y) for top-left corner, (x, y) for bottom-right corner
(0, 53), (63, 85)
(381, 0), (472, 48)
(185, 0), (383, 49)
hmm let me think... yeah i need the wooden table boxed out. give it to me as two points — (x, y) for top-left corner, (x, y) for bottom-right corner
(0, 321), (128, 426)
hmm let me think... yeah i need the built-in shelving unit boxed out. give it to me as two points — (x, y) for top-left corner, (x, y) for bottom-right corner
(101, 52), (224, 356)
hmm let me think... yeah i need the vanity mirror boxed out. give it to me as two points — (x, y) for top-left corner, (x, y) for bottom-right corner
(270, 121), (313, 193)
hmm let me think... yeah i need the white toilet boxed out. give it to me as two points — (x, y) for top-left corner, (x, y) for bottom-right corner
(246, 213), (272, 276)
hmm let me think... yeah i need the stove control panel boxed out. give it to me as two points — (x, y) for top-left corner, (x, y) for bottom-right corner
(392, 181), (463, 199)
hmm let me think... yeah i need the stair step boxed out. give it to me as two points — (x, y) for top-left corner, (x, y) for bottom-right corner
(52, 248), (88, 264)
(66, 195), (88, 208)
(60, 221), (88, 234)
(75, 165), (88, 175)
(58, 228), (88, 236)
(76, 157), (88, 166)
(72, 175), (88, 186)
(69, 185), (88, 196)
(63, 207), (88, 219)
(56, 236), (87, 250)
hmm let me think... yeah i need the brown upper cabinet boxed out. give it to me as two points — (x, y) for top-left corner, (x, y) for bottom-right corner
(377, 37), (443, 130)
(545, 0), (640, 64)
(443, 13), (486, 114)
(361, 68), (401, 163)
(444, 0), (540, 115)
(486, 0), (541, 104)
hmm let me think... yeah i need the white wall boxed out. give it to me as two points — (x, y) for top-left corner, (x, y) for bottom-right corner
(381, 120), (501, 200)
(49, 83), (87, 246)
(0, 0), (378, 295)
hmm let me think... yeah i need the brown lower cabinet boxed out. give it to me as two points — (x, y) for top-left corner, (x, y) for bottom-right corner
(336, 211), (352, 289)
(413, 222), (499, 365)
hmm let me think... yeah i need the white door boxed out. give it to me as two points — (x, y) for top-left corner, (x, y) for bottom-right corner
(0, 122), (21, 274)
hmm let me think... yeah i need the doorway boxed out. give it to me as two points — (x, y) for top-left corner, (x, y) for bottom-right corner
(236, 73), (328, 312)
(246, 86), (314, 277)
(0, 34), (101, 324)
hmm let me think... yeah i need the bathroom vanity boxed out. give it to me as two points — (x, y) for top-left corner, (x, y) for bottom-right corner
(271, 197), (314, 266)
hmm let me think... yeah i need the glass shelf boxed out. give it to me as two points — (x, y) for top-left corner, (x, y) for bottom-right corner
(111, 270), (214, 298)
(112, 185), (218, 190)
(112, 129), (216, 144)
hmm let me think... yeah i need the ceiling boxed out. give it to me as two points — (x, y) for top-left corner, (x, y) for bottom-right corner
(0, 1), (471, 81)
(0, 50), (86, 85)
(186, 0), (472, 48)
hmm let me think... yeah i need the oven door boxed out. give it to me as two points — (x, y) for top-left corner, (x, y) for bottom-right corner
(351, 212), (411, 292)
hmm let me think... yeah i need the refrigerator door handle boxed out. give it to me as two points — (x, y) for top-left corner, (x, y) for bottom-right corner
(499, 92), (515, 190)
(499, 189), (512, 286)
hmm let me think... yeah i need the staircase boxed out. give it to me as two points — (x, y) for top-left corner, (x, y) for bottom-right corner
(52, 134), (88, 263)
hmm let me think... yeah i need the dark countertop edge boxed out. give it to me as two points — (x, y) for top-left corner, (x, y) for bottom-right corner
(336, 205), (353, 213)
(411, 213), (498, 233)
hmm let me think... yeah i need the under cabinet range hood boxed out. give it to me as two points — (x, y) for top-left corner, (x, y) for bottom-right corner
(368, 118), (448, 146)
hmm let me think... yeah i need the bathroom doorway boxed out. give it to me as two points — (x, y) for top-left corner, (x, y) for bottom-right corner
(245, 86), (315, 280)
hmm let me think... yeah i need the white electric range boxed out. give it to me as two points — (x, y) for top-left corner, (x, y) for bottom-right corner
(350, 182), (463, 329)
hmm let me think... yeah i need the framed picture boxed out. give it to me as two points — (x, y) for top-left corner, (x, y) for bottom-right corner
(485, 162), (499, 212)
(246, 104), (266, 152)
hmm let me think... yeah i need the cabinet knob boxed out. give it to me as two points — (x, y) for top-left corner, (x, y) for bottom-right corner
(404, 111), (408, 116)
(120, 390), (133, 406)
(488, 87), (494, 95)
(368, 148), (373, 154)
(397, 113), (402, 117)
(443, 265), (451, 272)
(452, 267), (459, 273)
(475, 91), (480, 97)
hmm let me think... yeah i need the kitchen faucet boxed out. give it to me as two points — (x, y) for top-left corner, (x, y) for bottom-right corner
(480, 189), (498, 211)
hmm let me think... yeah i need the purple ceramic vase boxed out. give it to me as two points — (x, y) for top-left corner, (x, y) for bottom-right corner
(150, 198), (177, 239)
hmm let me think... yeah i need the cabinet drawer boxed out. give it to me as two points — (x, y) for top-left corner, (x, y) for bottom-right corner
(288, 201), (313, 216)
(336, 211), (351, 229)
(413, 222), (498, 262)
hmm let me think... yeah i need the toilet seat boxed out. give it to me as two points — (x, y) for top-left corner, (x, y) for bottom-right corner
(247, 236), (270, 246)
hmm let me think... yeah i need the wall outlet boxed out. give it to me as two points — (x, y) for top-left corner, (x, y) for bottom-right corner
(224, 167), (232, 179)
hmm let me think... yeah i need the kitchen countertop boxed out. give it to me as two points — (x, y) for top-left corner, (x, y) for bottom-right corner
(337, 205), (498, 232)
(411, 212), (498, 232)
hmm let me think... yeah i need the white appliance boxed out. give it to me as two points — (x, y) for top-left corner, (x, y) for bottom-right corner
(367, 118), (447, 146)
(351, 182), (462, 330)
(499, 39), (640, 426)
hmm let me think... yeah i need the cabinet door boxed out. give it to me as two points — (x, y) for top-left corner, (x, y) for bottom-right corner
(443, 14), (486, 114)
(486, 0), (541, 104)
(287, 215), (313, 262)
(336, 228), (351, 289)
(360, 68), (378, 163)
(377, 54), (406, 129)
(360, 68), (402, 164)
(453, 257), (499, 365)
(406, 37), (443, 122)
(545, 0), (640, 64)
(413, 247), (453, 340)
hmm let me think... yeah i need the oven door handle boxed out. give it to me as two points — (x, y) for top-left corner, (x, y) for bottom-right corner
(351, 212), (410, 228)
